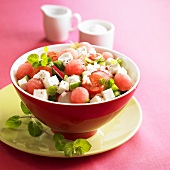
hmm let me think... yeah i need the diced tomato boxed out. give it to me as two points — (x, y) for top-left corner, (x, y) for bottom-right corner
(16, 62), (33, 80)
(26, 78), (45, 94)
(47, 51), (60, 61)
(82, 74), (105, 94)
(31, 66), (52, 78)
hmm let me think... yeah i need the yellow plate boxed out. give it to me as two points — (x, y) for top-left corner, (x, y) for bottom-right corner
(0, 84), (142, 158)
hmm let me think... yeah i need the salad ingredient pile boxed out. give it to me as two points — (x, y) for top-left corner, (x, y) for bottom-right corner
(16, 42), (133, 104)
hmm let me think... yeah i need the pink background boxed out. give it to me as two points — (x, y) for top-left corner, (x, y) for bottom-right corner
(0, 0), (170, 169)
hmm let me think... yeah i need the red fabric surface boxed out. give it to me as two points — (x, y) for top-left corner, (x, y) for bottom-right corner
(1, 0), (170, 169)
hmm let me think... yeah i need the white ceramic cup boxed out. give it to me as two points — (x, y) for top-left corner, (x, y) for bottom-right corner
(41, 5), (82, 42)
(78, 19), (115, 49)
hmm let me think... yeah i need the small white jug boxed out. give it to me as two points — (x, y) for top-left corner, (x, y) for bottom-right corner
(41, 5), (82, 42)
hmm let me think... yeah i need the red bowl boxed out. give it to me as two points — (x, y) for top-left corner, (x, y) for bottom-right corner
(10, 44), (140, 140)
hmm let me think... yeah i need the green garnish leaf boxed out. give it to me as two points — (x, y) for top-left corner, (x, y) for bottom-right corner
(41, 53), (49, 66)
(20, 101), (32, 115)
(53, 134), (66, 151)
(64, 142), (74, 157)
(114, 90), (121, 97)
(44, 46), (48, 53)
(32, 62), (40, 68)
(28, 120), (43, 137)
(5, 115), (22, 128)
(46, 86), (57, 96)
(27, 54), (39, 64)
(74, 138), (92, 155)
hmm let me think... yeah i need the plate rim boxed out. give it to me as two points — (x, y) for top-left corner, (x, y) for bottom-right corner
(0, 84), (142, 158)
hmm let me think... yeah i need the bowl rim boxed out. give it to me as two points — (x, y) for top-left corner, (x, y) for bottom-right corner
(10, 43), (140, 106)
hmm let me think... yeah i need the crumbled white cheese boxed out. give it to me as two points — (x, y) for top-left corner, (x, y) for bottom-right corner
(102, 88), (115, 100)
(33, 70), (50, 81)
(18, 77), (28, 90)
(57, 80), (69, 94)
(58, 52), (73, 66)
(33, 89), (48, 100)
(65, 75), (80, 83)
(43, 75), (59, 88)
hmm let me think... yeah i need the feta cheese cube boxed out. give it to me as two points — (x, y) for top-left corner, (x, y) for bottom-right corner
(66, 75), (80, 83)
(82, 75), (91, 84)
(43, 75), (59, 88)
(58, 52), (73, 66)
(107, 63), (121, 74)
(90, 95), (103, 103)
(77, 46), (88, 56)
(117, 67), (128, 75)
(57, 80), (69, 94)
(33, 70), (50, 81)
(18, 76), (28, 90)
(86, 64), (97, 73)
(82, 71), (91, 77)
(102, 88), (115, 100)
(33, 89), (48, 100)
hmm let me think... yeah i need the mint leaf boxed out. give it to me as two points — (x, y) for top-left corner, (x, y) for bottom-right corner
(74, 139), (92, 155)
(41, 53), (48, 66)
(44, 46), (48, 53)
(64, 142), (74, 157)
(20, 101), (32, 115)
(32, 62), (40, 68)
(53, 134), (65, 151)
(5, 115), (22, 128)
(28, 120), (43, 137)
(46, 86), (57, 96)
(27, 54), (39, 64)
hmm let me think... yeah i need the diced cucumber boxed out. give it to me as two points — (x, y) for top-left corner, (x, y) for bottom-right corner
(98, 61), (106, 66)
(69, 82), (81, 91)
(116, 58), (122, 66)
(105, 78), (115, 89)
(85, 57), (94, 64)
(53, 60), (65, 71)
(112, 84), (119, 91)
(114, 90), (121, 97)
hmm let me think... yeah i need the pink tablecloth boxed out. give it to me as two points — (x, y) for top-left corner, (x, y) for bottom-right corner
(0, 0), (170, 169)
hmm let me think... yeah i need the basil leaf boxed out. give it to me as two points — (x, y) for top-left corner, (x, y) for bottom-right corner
(20, 101), (32, 115)
(74, 139), (92, 155)
(27, 54), (39, 64)
(28, 120), (43, 137)
(64, 142), (74, 157)
(5, 115), (21, 128)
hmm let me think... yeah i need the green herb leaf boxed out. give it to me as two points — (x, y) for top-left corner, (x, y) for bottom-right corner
(44, 46), (48, 53)
(20, 101), (32, 115)
(5, 115), (22, 128)
(53, 134), (65, 151)
(27, 54), (39, 64)
(74, 138), (92, 155)
(41, 53), (48, 66)
(46, 86), (57, 96)
(64, 142), (74, 157)
(28, 120), (43, 137)
(32, 62), (40, 68)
